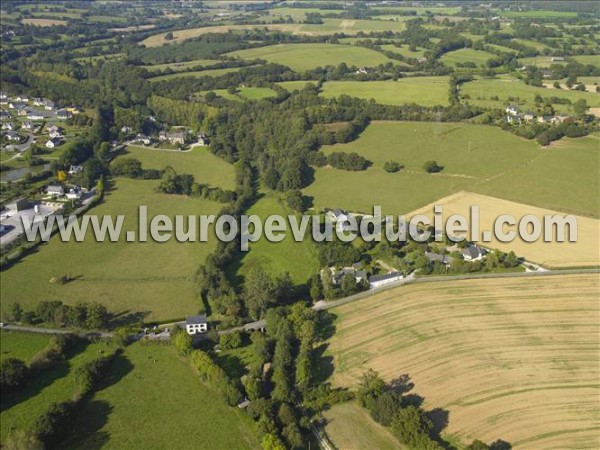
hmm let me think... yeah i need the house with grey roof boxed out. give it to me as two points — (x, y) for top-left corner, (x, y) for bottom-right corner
(186, 314), (208, 335)
(462, 246), (487, 261)
(425, 251), (453, 266)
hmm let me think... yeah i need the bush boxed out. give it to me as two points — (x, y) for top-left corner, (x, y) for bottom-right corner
(327, 152), (369, 171)
(0, 358), (29, 392)
(219, 330), (244, 350)
(383, 161), (404, 173)
(423, 160), (444, 173)
(32, 401), (77, 448)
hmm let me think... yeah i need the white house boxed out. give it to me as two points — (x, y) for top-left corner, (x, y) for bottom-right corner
(23, 121), (34, 130)
(46, 185), (65, 197)
(68, 165), (84, 175)
(16, 95), (29, 102)
(327, 208), (349, 223)
(5, 131), (20, 141)
(1, 122), (13, 131)
(49, 130), (62, 139)
(43, 99), (55, 111)
(505, 105), (519, 116)
(462, 245), (487, 261)
(27, 110), (46, 120)
(66, 187), (82, 200)
(46, 137), (62, 148)
(185, 314), (208, 335)
(197, 132), (209, 146)
(134, 133), (151, 145)
(55, 109), (72, 120)
(368, 272), (404, 289)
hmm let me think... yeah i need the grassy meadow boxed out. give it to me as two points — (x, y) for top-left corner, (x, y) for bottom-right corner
(327, 274), (600, 449)
(460, 76), (600, 112)
(231, 193), (319, 285)
(1, 339), (112, 442)
(63, 343), (260, 450)
(440, 48), (495, 67)
(323, 402), (401, 450)
(0, 179), (223, 322)
(120, 146), (236, 190)
(0, 331), (51, 362)
(227, 43), (395, 72)
(320, 77), (450, 106)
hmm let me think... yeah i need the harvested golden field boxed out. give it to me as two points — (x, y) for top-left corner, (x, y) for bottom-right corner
(328, 274), (600, 449)
(22, 18), (67, 27)
(408, 191), (600, 268)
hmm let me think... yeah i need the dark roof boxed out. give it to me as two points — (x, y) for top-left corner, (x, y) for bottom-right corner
(462, 246), (486, 259)
(368, 271), (401, 283)
(425, 252), (453, 264)
(186, 314), (207, 325)
(355, 270), (367, 281)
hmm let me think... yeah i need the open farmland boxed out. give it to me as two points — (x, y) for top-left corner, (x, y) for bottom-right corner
(328, 274), (600, 449)
(440, 48), (495, 67)
(1, 339), (111, 442)
(460, 76), (600, 112)
(0, 179), (224, 322)
(322, 402), (400, 450)
(140, 19), (408, 47)
(63, 343), (260, 450)
(227, 43), (395, 72)
(320, 77), (450, 106)
(120, 146), (236, 190)
(408, 191), (600, 268)
(0, 331), (51, 362)
(231, 194), (319, 284)
(21, 18), (67, 27)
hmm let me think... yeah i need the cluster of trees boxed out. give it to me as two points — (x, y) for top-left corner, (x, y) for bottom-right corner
(325, 152), (369, 171)
(357, 369), (509, 450)
(423, 160), (444, 173)
(156, 166), (236, 203)
(110, 157), (159, 179)
(6, 300), (110, 330)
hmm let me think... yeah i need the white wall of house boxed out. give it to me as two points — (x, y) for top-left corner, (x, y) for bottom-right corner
(369, 274), (403, 289)
(186, 323), (208, 335)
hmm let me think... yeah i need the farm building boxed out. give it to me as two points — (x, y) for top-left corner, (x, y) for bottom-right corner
(368, 271), (403, 289)
(186, 314), (208, 335)
(46, 185), (65, 197)
(425, 251), (453, 266)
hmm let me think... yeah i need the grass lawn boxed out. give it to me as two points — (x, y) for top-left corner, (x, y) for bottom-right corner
(1, 339), (112, 442)
(323, 402), (401, 450)
(305, 121), (598, 217)
(63, 343), (260, 450)
(230, 193), (319, 285)
(22, 18), (67, 27)
(460, 76), (600, 112)
(0, 178), (224, 322)
(120, 146), (236, 190)
(0, 331), (51, 362)
(320, 77), (450, 107)
(440, 48), (495, 67)
(227, 43), (396, 72)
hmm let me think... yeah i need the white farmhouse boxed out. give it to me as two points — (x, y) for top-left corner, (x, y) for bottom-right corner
(368, 272), (404, 289)
(186, 315), (208, 335)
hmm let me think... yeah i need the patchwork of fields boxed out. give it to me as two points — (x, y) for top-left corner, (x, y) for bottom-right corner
(327, 274), (600, 449)
(305, 122), (599, 219)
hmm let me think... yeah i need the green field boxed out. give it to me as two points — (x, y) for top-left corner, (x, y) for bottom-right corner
(237, 86), (277, 100)
(148, 66), (248, 81)
(380, 44), (427, 59)
(0, 178), (224, 322)
(460, 76), (600, 112)
(498, 10), (578, 18)
(63, 343), (260, 450)
(142, 59), (220, 73)
(440, 48), (495, 67)
(1, 338), (111, 442)
(227, 43), (395, 72)
(320, 77), (450, 107)
(121, 146), (236, 190)
(323, 402), (401, 450)
(304, 121), (598, 217)
(571, 55), (600, 68)
(232, 193), (319, 285)
(277, 80), (317, 92)
(0, 331), (51, 362)
(518, 56), (567, 68)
